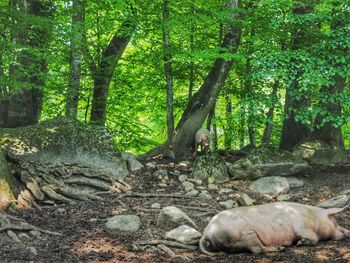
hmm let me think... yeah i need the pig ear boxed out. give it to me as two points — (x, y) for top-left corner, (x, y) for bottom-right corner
(324, 206), (348, 216)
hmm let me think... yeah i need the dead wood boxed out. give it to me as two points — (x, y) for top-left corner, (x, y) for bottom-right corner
(120, 192), (204, 200)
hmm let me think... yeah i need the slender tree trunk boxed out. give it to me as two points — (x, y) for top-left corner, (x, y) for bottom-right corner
(224, 94), (232, 150)
(90, 17), (136, 124)
(239, 102), (245, 148)
(188, 0), (195, 100)
(66, 0), (85, 118)
(262, 80), (279, 145)
(207, 105), (217, 151)
(172, 0), (242, 157)
(163, 0), (174, 142)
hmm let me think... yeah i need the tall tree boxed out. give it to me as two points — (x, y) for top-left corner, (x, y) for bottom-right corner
(3, 0), (52, 128)
(162, 0), (174, 142)
(88, 11), (137, 125)
(66, 0), (85, 119)
(171, 0), (242, 157)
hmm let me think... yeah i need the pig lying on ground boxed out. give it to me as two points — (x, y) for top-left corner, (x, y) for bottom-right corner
(194, 128), (210, 156)
(200, 202), (350, 255)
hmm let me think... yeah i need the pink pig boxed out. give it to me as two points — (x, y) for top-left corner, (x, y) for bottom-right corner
(194, 128), (210, 156)
(200, 202), (350, 255)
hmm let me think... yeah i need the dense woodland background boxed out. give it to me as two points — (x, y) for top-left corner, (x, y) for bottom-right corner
(0, 0), (349, 155)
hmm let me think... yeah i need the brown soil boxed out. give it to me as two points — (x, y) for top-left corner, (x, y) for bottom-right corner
(0, 159), (350, 263)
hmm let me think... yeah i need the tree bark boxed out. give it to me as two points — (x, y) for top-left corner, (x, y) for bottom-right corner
(66, 0), (85, 119)
(90, 16), (136, 124)
(163, 0), (174, 142)
(188, 0), (195, 100)
(224, 94), (232, 150)
(279, 4), (315, 150)
(172, 0), (242, 157)
(4, 0), (52, 128)
(262, 80), (279, 145)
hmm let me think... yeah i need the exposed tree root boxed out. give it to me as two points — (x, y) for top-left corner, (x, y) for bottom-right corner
(134, 240), (198, 250)
(0, 212), (63, 240)
(6, 155), (129, 206)
(120, 192), (204, 200)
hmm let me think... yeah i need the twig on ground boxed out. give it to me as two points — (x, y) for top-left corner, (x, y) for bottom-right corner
(120, 192), (204, 200)
(134, 240), (197, 250)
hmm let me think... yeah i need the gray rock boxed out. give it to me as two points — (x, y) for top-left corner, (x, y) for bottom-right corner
(179, 174), (188, 182)
(219, 200), (237, 209)
(197, 186), (206, 191)
(341, 189), (350, 196)
(317, 195), (350, 208)
(238, 194), (254, 206)
(208, 184), (219, 191)
(286, 177), (304, 189)
(178, 161), (191, 168)
(146, 162), (156, 169)
(250, 176), (290, 195)
(183, 181), (195, 192)
(311, 149), (348, 165)
(154, 169), (168, 179)
(192, 154), (229, 184)
(185, 189), (199, 197)
(198, 191), (212, 200)
(219, 188), (233, 194)
(127, 158), (144, 174)
(292, 140), (330, 160)
(277, 194), (291, 201)
(158, 183), (168, 188)
(106, 215), (141, 232)
(229, 147), (309, 180)
(188, 179), (203, 186)
(157, 206), (197, 230)
(151, 203), (161, 209)
(165, 225), (201, 245)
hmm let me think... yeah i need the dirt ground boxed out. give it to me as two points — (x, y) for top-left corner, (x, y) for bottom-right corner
(1, 159), (350, 263)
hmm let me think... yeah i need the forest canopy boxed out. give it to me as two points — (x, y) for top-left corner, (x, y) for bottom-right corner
(0, 0), (349, 154)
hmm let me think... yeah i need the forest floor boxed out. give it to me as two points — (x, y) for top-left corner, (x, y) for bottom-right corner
(1, 157), (350, 263)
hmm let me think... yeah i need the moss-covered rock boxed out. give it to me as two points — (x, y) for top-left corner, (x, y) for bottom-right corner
(191, 154), (229, 184)
(228, 146), (309, 180)
(292, 140), (331, 160)
(0, 117), (128, 181)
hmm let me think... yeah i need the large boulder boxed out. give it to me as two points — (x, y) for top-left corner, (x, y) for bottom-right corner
(310, 149), (348, 165)
(191, 154), (229, 184)
(0, 117), (128, 181)
(228, 147), (309, 180)
(249, 176), (290, 195)
(292, 140), (331, 160)
(157, 206), (197, 230)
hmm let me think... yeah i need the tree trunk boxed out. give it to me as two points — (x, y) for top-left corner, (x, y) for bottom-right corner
(163, 0), (174, 142)
(90, 17), (136, 124)
(224, 94), (232, 150)
(66, 0), (85, 119)
(188, 0), (195, 100)
(262, 81), (278, 145)
(172, 0), (242, 157)
(311, 76), (345, 149)
(279, 4), (315, 150)
(5, 0), (52, 128)
(239, 101), (245, 148)
(207, 104), (217, 151)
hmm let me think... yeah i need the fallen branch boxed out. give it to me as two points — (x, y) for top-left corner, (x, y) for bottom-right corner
(120, 192), (204, 200)
(134, 240), (197, 250)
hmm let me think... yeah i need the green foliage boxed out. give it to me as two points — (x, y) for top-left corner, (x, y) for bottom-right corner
(1, 0), (350, 151)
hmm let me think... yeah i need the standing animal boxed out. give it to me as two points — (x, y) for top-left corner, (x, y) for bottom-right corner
(200, 202), (350, 255)
(194, 128), (210, 156)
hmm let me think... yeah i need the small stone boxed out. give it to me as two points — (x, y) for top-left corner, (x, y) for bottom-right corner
(250, 176), (290, 195)
(158, 183), (168, 188)
(286, 177), (304, 189)
(178, 161), (191, 168)
(146, 162), (156, 169)
(199, 191), (212, 200)
(188, 179), (203, 186)
(18, 233), (30, 239)
(302, 197), (309, 201)
(185, 190), (199, 197)
(317, 195), (350, 208)
(197, 186), (206, 191)
(30, 230), (42, 239)
(238, 194), (254, 206)
(106, 215), (141, 232)
(151, 203), (161, 209)
(179, 175), (188, 182)
(341, 189), (350, 196)
(182, 181), (195, 192)
(219, 200), (236, 209)
(89, 218), (98, 222)
(219, 188), (233, 194)
(158, 206), (197, 230)
(277, 194), (291, 201)
(154, 169), (168, 179)
(208, 184), (219, 191)
(28, 246), (38, 255)
(165, 225), (202, 245)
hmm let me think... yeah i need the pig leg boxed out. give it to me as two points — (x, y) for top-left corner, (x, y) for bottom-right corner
(238, 230), (283, 254)
(295, 228), (319, 246)
(333, 226), (350, 240)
